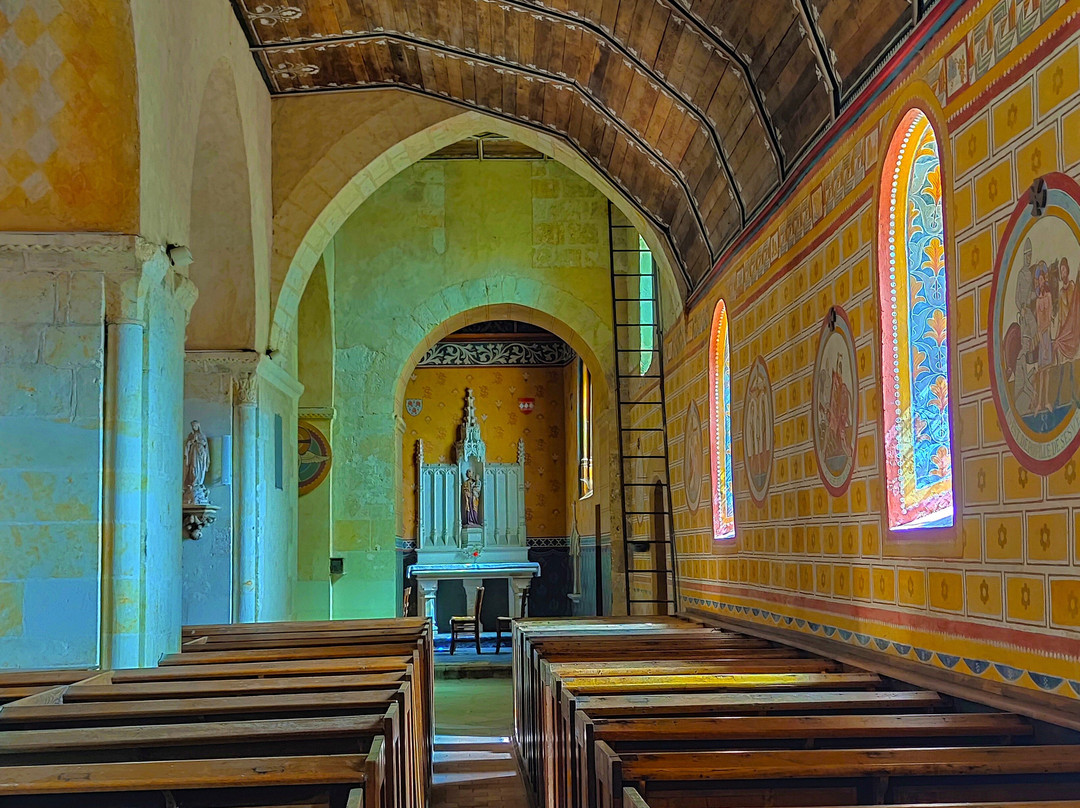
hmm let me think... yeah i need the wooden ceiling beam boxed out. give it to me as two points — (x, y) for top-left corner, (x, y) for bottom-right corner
(244, 1), (749, 237)
(793, 0), (842, 117)
(659, 0), (788, 177)
(259, 32), (722, 262)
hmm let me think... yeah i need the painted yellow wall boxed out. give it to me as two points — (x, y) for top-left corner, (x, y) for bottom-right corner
(667, 1), (1080, 698)
(402, 365), (568, 539)
(0, 1), (139, 232)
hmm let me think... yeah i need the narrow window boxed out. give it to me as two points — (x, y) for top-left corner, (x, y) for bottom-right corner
(639, 236), (655, 375)
(879, 109), (955, 530)
(709, 300), (735, 542)
(578, 359), (593, 498)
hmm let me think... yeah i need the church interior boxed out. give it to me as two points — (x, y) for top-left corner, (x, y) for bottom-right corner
(2, 0), (1080, 805)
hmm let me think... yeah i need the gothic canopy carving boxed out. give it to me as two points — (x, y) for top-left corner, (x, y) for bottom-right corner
(232, 0), (936, 290)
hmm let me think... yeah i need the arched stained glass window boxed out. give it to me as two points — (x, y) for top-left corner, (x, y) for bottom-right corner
(879, 109), (955, 531)
(709, 299), (736, 542)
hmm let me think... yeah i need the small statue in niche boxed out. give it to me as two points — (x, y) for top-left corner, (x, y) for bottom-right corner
(462, 469), (482, 526)
(183, 420), (211, 506)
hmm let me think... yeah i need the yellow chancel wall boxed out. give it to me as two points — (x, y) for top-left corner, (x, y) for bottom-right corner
(666, 0), (1080, 698)
(401, 364), (568, 541)
(0, 1), (140, 231)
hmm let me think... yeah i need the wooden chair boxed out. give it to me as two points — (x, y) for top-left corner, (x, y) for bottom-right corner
(495, 587), (529, 653)
(402, 586), (412, 617)
(449, 587), (484, 655)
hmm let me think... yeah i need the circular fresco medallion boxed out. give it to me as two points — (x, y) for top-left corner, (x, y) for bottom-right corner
(812, 305), (858, 497)
(298, 420), (332, 496)
(683, 399), (704, 514)
(743, 356), (774, 508)
(990, 173), (1080, 474)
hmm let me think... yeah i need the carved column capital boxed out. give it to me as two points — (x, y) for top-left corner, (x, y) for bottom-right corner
(234, 372), (258, 406)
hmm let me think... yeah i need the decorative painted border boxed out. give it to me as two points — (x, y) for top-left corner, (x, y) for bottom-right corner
(418, 340), (576, 367)
(988, 172), (1080, 475)
(811, 305), (859, 497)
(685, 594), (1080, 697)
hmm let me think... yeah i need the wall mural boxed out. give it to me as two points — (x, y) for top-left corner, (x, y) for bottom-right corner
(298, 420), (332, 496)
(683, 399), (703, 515)
(990, 173), (1080, 474)
(812, 306), (858, 496)
(743, 356), (774, 508)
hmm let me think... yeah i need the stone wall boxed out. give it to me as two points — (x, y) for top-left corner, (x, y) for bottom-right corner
(312, 157), (618, 618)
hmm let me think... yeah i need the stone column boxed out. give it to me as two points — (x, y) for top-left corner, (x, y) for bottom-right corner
(235, 372), (258, 622)
(104, 318), (145, 669)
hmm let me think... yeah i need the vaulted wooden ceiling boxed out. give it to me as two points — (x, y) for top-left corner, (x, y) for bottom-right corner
(233, 0), (935, 290)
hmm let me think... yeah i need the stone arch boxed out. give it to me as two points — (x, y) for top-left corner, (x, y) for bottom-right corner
(270, 98), (683, 354)
(186, 60), (259, 350)
(394, 302), (612, 416)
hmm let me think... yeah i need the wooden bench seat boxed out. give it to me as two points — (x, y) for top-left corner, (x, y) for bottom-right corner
(620, 787), (1080, 808)
(59, 672), (409, 701)
(162, 643), (424, 666)
(0, 749), (381, 808)
(575, 713), (1032, 808)
(596, 744), (1080, 808)
(110, 656), (415, 682)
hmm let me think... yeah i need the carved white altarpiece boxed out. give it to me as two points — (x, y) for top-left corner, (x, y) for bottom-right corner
(410, 389), (538, 624)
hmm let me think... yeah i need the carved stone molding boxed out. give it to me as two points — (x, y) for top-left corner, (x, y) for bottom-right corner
(299, 406), (336, 421)
(186, 350), (261, 377)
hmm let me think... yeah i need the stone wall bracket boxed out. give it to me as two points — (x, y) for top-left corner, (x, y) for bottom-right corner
(182, 504), (219, 540)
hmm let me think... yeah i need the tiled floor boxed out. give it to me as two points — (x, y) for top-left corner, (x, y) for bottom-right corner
(432, 678), (531, 808)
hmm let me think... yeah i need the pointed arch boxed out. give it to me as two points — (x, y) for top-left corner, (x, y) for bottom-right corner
(709, 299), (736, 543)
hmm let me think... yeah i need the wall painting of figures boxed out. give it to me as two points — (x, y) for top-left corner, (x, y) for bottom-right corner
(990, 173), (1080, 475)
(813, 306), (859, 496)
(743, 356), (774, 508)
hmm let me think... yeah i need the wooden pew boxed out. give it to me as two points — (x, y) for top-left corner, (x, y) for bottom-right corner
(621, 788), (1080, 808)
(575, 712), (1032, 808)
(0, 749), (382, 808)
(180, 618), (434, 793)
(595, 744), (1080, 808)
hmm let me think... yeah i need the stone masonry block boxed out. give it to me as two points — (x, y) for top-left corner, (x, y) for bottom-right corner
(0, 364), (73, 418)
(0, 324), (42, 363)
(0, 581), (24, 637)
(44, 325), (103, 367)
(0, 275), (56, 324)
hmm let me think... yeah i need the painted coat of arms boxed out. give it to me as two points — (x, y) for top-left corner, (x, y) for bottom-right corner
(989, 173), (1080, 474)
(812, 306), (858, 496)
(743, 356), (774, 508)
(405, 398), (423, 417)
